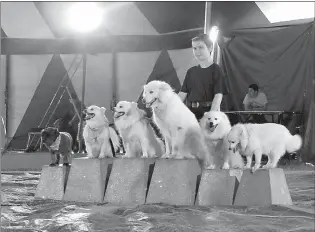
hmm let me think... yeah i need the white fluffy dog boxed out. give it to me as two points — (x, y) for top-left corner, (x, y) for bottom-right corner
(83, 105), (120, 159)
(113, 101), (163, 158)
(142, 80), (214, 169)
(227, 123), (303, 172)
(200, 111), (244, 169)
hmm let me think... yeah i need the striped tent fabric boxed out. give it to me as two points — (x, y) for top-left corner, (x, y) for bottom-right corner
(1, 1), (314, 163)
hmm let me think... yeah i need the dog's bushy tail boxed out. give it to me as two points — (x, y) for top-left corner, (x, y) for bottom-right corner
(286, 134), (303, 153)
(183, 127), (212, 169)
(109, 127), (120, 151)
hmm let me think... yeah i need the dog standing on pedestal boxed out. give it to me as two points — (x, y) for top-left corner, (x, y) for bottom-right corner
(142, 80), (215, 169)
(113, 101), (164, 158)
(41, 127), (73, 166)
(83, 105), (120, 158)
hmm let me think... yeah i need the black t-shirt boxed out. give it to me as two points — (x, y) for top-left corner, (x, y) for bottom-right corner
(181, 63), (229, 102)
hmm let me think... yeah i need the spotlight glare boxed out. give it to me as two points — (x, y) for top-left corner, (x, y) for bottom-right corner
(209, 26), (219, 43)
(68, 3), (103, 33)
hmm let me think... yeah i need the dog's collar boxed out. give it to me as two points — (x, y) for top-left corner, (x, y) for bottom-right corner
(87, 123), (108, 142)
(88, 123), (107, 132)
(50, 134), (61, 151)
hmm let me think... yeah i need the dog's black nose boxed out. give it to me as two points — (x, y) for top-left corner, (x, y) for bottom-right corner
(209, 122), (214, 127)
(141, 98), (146, 104)
(228, 148), (232, 150)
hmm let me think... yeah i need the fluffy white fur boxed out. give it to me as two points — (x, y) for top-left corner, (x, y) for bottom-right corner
(83, 105), (120, 158)
(113, 101), (163, 158)
(227, 123), (303, 172)
(200, 111), (244, 169)
(142, 80), (214, 169)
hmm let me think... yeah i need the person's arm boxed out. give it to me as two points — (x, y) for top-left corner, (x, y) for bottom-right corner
(261, 93), (268, 111)
(263, 103), (268, 111)
(179, 69), (190, 102)
(211, 93), (223, 111)
(243, 94), (252, 111)
(211, 65), (229, 111)
(178, 92), (187, 102)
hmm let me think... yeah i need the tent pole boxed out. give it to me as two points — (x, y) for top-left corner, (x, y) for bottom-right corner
(204, 2), (218, 64)
(204, 2), (212, 34)
(0, 1), (5, 156)
(78, 53), (87, 153)
(0, 1), (3, 207)
(111, 53), (117, 111)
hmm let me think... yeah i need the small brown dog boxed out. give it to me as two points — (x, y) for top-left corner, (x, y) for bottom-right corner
(41, 127), (73, 166)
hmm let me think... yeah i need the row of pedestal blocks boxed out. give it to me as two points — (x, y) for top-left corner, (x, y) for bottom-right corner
(35, 157), (293, 206)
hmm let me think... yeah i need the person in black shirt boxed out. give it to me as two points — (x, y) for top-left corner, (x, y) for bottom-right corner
(179, 34), (229, 120)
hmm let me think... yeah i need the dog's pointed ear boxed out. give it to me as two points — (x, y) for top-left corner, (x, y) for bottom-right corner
(100, 107), (106, 115)
(126, 102), (137, 116)
(239, 125), (248, 149)
(159, 82), (173, 92)
(132, 102), (140, 111)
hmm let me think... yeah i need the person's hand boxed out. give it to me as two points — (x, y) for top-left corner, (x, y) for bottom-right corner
(248, 102), (254, 109)
(252, 102), (264, 109)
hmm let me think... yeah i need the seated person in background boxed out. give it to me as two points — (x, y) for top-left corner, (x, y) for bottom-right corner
(243, 84), (268, 123)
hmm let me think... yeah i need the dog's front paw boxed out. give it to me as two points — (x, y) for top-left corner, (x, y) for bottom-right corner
(205, 164), (216, 170)
(251, 165), (260, 173)
(161, 153), (171, 159)
(244, 164), (251, 169)
(172, 153), (184, 159)
(262, 164), (271, 169)
(123, 153), (133, 158)
(221, 163), (230, 170)
(141, 154), (149, 158)
(232, 165), (242, 169)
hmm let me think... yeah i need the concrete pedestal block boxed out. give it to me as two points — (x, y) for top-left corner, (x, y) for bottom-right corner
(35, 165), (70, 200)
(146, 159), (201, 205)
(104, 158), (155, 205)
(234, 168), (293, 206)
(196, 169), (238, 206)
(63, 157), (113, 203)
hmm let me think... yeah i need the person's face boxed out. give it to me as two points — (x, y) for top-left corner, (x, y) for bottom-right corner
(248, 88), (258, 98)
(192, 40), (212, 62)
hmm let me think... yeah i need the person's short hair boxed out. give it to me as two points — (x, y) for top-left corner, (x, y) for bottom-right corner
(249, 84), (259, 92)
(192, 34), (213, 49)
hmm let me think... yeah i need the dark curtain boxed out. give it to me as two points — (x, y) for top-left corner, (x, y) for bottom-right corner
(220, 22), (314, 162)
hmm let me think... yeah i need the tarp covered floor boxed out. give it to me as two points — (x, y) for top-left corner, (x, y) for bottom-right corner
(1, 164), (314, 232)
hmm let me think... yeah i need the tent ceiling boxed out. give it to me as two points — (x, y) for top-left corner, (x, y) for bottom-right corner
(1, 2), (313, 54)
(256, 2), (314, 24)
(32, 1), (314, 38)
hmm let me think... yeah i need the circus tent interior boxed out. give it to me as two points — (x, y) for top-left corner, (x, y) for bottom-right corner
(0, 1), (314, 163)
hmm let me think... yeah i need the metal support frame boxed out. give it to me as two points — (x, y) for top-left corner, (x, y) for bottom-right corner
(78, 54), (87, 152)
